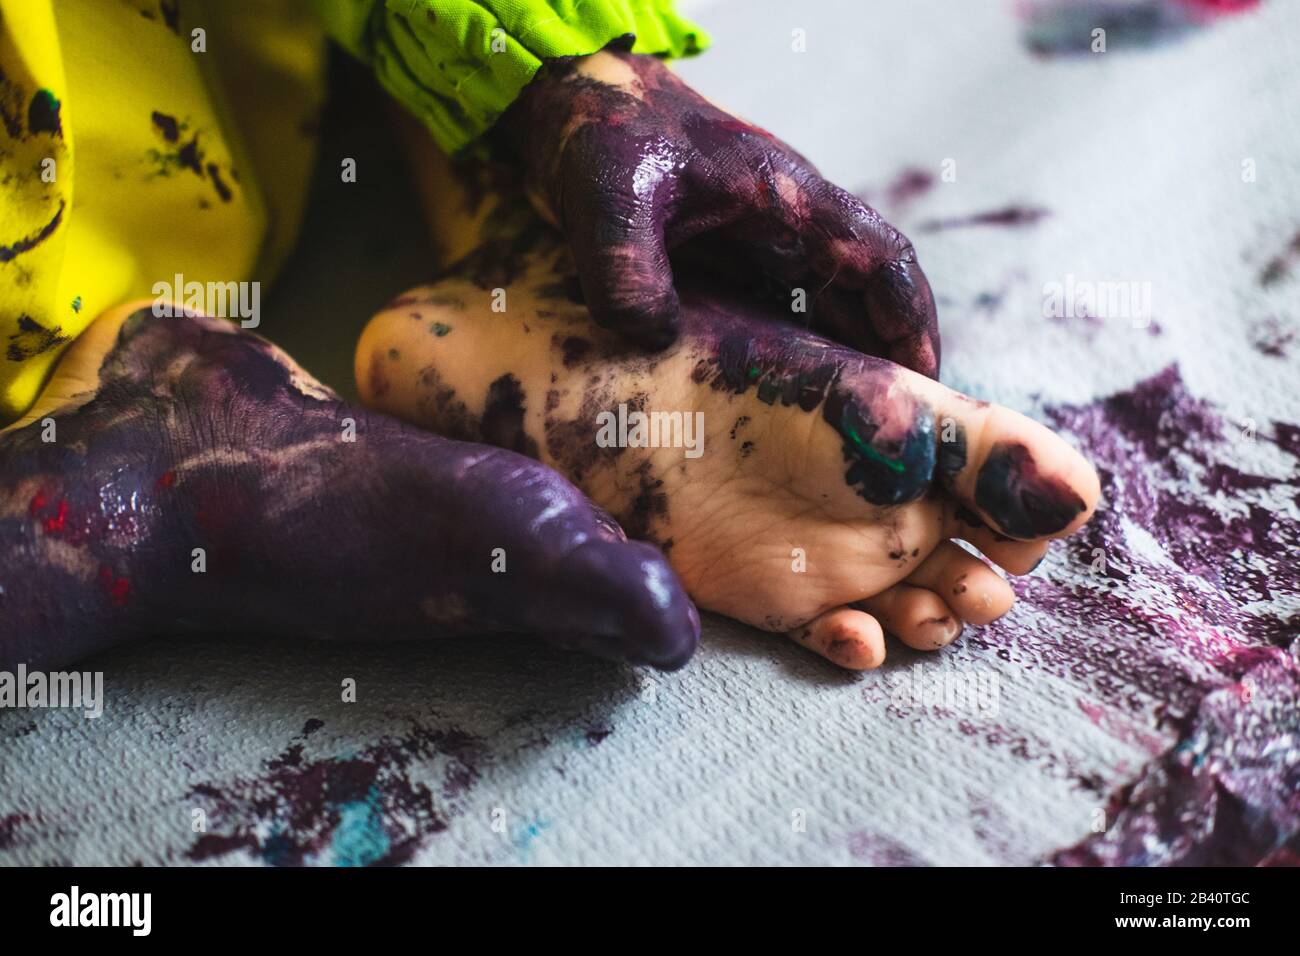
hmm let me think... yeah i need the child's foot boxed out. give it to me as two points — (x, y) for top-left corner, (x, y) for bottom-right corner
(0, 303), (699, 671)
(357, 242), (1100, 669)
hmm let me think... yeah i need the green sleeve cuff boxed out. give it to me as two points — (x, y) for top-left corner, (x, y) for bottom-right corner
(313, 0), (710, 154)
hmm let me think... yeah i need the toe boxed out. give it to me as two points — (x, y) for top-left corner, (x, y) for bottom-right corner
(944, 501), (1053, 574)
(765, 347), (1097, 529)
(968, 533), (1049, 576)
(787, 607), (885, 670)
(857, 584), (963, 651)
(902, 542), (1015, 626)
(900, 375), (1101, 540)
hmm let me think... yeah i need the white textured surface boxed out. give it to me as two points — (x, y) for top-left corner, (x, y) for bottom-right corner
(2, 0), (1297, 866)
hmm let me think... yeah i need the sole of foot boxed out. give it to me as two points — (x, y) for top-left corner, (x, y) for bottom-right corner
(357, 243), (1100, 670)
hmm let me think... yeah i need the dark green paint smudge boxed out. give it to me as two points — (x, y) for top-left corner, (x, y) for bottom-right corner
(27, 89), (61, 137)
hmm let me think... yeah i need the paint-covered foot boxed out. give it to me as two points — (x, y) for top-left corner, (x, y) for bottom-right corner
(358, 241), (1100, 670)
(0, 303), (699, 671)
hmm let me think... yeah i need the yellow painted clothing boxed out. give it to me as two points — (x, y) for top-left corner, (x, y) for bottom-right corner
(0, 0), (708, 424)
(0, 0), (327, 423)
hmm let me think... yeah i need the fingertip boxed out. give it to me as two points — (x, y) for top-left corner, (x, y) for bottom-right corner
(570, 222), (682, 351)
(588, 292), (682, 352)
(554, 538), (699, 670)
(888, 330), (940, 380)
(864, 257), (941, 376)
(636, 581), (701, 671)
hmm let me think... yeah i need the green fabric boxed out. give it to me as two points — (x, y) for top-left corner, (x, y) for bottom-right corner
(312, 0), (709, 154)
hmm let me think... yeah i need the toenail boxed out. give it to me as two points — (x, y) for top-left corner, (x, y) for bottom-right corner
(974, 442), (1087, 538)
(921, 616), (961, 648)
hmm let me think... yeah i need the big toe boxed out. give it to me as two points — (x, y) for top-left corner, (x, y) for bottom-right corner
(918, 384), (1101, 541)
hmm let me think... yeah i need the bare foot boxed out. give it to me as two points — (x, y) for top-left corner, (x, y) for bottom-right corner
(357, 240), (1100, 669)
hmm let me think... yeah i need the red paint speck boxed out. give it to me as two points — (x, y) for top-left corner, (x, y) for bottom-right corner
(157, 470), (176, 489)
(28, 490), (47, 516)
(109, 578), (132, 607)
(98, 565), (132, 607)
(42, 499), (69, 535)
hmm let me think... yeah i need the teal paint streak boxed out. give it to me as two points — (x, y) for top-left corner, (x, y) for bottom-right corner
(332, 790), (390, 867)
(511, 817), (551, 857)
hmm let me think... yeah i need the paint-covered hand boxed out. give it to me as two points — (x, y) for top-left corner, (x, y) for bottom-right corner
(496, 47), (941, 377)
(0, 305), (700, 672)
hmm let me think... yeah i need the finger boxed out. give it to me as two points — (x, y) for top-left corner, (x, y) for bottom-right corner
(802, 182), (942, 378)
(862, 256), (940, 378)
(540, 537), (701, 670)
(794, 282), (888, 352)
(902, 542), (1015, 626)
(856, 584), (963, 652)
(786, 606), (885, 670)
(562, 152), (682, 351)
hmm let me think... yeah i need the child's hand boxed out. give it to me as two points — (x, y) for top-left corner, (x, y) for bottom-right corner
(497, 47), (941, 378)
(0, 304), (701, 672)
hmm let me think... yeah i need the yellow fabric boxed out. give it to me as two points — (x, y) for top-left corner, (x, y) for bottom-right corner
(0, 0), (704, 422)
(0, 0), (326, 423)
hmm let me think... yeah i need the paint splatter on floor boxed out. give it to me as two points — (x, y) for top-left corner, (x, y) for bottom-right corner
(856, 166), (936, 220)
(917, 206), (1051, 232)
(1008, 364), (1300, 864)
(1259, 229), (1300, 287)
(1017, 0), (1261, 57)
(186, 721), (482, 866)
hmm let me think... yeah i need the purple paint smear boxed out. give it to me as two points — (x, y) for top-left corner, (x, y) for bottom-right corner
(997, 364), (1299, 865)
(917, 206), (1051, 233)
(856, 166), (937, 220)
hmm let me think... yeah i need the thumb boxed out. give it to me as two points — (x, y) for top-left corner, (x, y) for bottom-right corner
(564, 183), (682, 351)
(539, 537), (701, 670)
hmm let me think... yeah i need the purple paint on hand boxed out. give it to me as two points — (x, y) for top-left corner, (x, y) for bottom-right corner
(496, 45), (942, 378)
